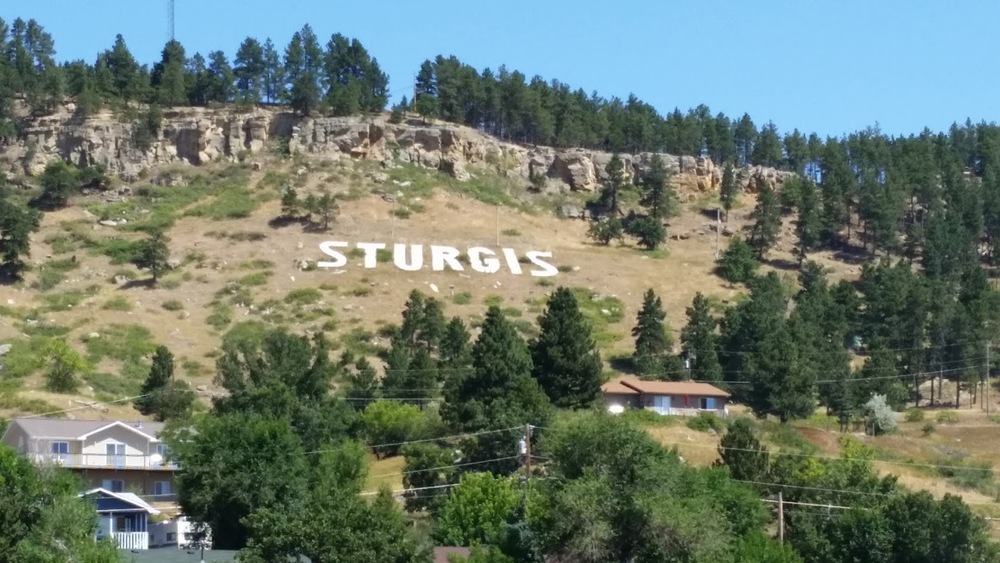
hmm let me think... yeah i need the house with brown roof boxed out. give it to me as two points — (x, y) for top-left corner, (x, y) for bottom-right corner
(601, 377), (730, 416)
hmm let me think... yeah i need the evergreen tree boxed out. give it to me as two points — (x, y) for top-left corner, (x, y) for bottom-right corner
(747, 182), (782, 258)
(626, 216), (666, 250)
(529, 287), (603, 408)
(716, 237), (760, 284)
(750, 121), (783, 167)
(234, 37), (265, 102)
(680, 292), (723, 382)
(598, 153), (629, 214)
(400, 290), (447, 352)
(794, 176), (822, 260)
(134, 345), (195, 421)
(439, 316), (473, 371)
(134, 230), (171, 283)
(37, 160), (78, 209)
(0, 188), (41, 279)
(151, 40), (188, 106)
(638, 154), (677, 220)
(586, 216), (624, 246)
(345, 356), (379, 408)
(280, 186), (300, 218)
(720, 161), (738, 222)
(260, 38), (284, 104)
(718, 418), (768, 481)
(101, 34), (144, 102)
(632, 289), (674, 378)
(205, 50), (234, 103)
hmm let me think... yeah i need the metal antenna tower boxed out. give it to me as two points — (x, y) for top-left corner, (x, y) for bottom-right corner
(168, 0), (175, 41)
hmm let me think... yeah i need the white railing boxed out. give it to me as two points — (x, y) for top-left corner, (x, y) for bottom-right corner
(115, 532), (149, 550)
(28, 453), (178, 470)
(660, 407), (727, 418)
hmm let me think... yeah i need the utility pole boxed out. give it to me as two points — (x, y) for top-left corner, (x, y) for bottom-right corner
(496, 205), (501, 246)
(777, 491), (784, 544)
(988, 342), (992, 417)
(522, 423), (532, 478)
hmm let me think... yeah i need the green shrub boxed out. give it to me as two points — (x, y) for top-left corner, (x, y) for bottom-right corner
(452, 292), (472, 305)
(922, 422), (936, 436)
(33, 258), (80, 291)
(686, 412), (726, 433)
(483, 295), (504, 307)
(239, 271), (272, 286)
(501, 228), (521, 237)
(905, 408), (925, 422)
(83, 324), (156, 363)
(206, 303), (234, 331)
(41, 290), (89, 312)
(284, 288), (322, 305)
(239, 259), (275, 270)
(162, 299), (184, 311)
(101, 296), (132, 311)
(936, 410), (960, 424)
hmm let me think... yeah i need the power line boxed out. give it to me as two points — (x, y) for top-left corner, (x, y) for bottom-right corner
(368, 455), (519, 479)
(20, 394), (150, 419)
(306, 426), (521, 456)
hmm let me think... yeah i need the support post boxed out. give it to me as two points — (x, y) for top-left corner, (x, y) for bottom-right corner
(988, 343), (992, 417)
(496, 206), (501, 247)
(524, 423), (532, 478)
(778, 491), (784, 544)
(715, 208), (721, 259)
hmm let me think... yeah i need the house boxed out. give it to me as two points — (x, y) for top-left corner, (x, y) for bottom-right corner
(601, 377), (730, 416)
(80, 487), (159, 550)
(0, 418), (178, 503)
(149, 516), (204, 549)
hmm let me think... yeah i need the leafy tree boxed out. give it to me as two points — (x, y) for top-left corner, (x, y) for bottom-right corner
(717, 237), (760, 284)
(529, 287), (603, 408)
(402, 442), (455, 512)
(242, 443), (424, 563)
(626, 216), (666, 250)
(0, 190), (41, 279)
(586, 216), (623, 246)
(598, 153), (629, 214)
(680, 292), (723, 382)
(213, 328), (355, 451)
(360, 400), (430, 458)
(434, 472), (520, 547)
(133, 229), (171, 283)
(718, 418), (769, 481)
(37, 160), (78, 209)
(43, 339), (87, 393)
(720, 161), (738, 221)
(632, 289), (675, 378)
(747, 183), (782, 258)
(168, 413), (311, 550)
(134, 345), (195, 421)
(862, 393), (896, 435)
(0, 444), (119, 561)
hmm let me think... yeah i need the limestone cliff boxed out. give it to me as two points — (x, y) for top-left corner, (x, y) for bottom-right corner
(0, 102), (791, 195)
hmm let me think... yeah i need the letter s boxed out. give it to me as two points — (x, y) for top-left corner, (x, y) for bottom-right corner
(526, 251), (559, 277)
(317, 241), (349, 268)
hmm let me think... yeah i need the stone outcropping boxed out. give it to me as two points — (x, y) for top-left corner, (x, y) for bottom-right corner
(0, 103), (791, 195)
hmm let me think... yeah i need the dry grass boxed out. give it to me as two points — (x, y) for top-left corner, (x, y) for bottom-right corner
(365, 454), (406, 494)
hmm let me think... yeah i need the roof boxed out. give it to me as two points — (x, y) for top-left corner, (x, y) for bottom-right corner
(81, 488), (160, 515)
(610, 377), (730, 398)
(2, 418), (165, 442)
(601, 380), (640, 395)
(118, 550), (239, 563)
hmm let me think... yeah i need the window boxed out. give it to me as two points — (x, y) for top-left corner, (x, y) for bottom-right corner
(106, 443), (126, 468)
(167, 533), (176, 542)
(154, 481), (171, 496)
(50, 442), (69, 462)
(102, 479), (124, 493)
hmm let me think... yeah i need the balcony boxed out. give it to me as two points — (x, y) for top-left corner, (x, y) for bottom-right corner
(29, 452), (178, 471)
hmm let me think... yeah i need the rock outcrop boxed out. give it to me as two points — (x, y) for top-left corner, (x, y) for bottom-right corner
(0, 102), (792, 195)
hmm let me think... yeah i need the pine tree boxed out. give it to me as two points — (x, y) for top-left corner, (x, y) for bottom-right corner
(134, 345), (194, 421)
(639, 154), (677, 220)
(718, 418), (768, 481)
(747, 183), (782, 258)
(0, 189), (41, 279)
(234, 37), (265, 102)
(439, 316), (472, 371)
(313, 191), (338, 230)
(627, 216), (666, 250)
(720, 161), (738, 222)
(205, 51), (234, 103)
(680, 293), (723, 382)
(599, 153), (629, 214)
(717, 237), (760, 284)
(134, 230), (171, 284)
(632, 289), (672, 377)
(261, 38), (284, 104)
(399, 290), (447, 352)
(345, 356), (379, 409)
(280, 186), (300, 218)
(586, 217), (624, 246)
(529, 287), (603, 408)
(101, 34), (144, 102)
(795, 176), (823, 260)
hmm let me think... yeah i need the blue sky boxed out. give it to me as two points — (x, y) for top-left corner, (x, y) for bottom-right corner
(3, 0), (997, 138)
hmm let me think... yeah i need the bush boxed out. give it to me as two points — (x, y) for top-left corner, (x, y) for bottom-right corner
(161, 299), (184, 311)
(360, 400), (430, 458)
(452, 292), (472, 305)
(922, 422), (936, 436)
(936, 410), (960, 424)
(101, 296), (132, 311)
(284, 288), (322, 305)
(686, 412), (726, 433)
(863, 393), (897, 435)
(904, 408), (925, 422)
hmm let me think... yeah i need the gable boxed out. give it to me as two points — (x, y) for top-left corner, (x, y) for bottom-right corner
(79, 421), (159, 442)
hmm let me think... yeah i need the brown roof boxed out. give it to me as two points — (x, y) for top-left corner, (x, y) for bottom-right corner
(611, 377), (730, 398)
(601, 380), (641, 394)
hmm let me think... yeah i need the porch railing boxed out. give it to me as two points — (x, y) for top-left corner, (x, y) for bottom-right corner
(28, 452), (178, 470)
(115, 532), (149, 550)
